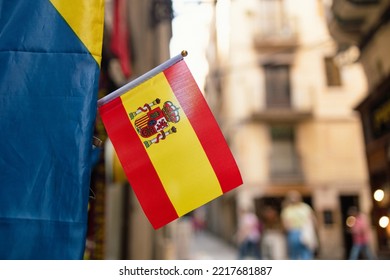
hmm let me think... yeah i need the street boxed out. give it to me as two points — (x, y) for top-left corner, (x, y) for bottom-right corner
(189, 231), (237, 260)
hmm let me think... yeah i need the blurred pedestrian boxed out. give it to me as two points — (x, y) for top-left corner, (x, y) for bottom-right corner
(191, 207), (206, 234)
(236, 206), (262, 260)
(347, 206), (376, 260)
(281, 191), (317, 260)
(260, 206), (287, 259)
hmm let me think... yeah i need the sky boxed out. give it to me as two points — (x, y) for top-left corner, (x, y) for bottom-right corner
(170, 0), (214, 89)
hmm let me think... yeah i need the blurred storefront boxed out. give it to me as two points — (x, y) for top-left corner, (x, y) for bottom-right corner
(325, 0), (390, 257)
(86, 0), (176, 260)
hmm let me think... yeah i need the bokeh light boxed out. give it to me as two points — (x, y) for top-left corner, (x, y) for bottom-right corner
(374, 189), (385, 202)
(379, 216), (389, 228)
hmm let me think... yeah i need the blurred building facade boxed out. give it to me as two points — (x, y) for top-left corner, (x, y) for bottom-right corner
(205, 0), (374, 259)
(326, 0), (390, 257)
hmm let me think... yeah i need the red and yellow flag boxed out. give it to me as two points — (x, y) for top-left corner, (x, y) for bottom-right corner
(98, 52), (242, 229)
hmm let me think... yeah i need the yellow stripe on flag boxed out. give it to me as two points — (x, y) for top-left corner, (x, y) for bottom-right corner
(120, 73), (223, 216)
(50, 0), (105, 65)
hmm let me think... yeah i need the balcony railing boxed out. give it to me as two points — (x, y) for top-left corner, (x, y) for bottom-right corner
(269, 152), (304, 184)
(253, 16), (298, 51)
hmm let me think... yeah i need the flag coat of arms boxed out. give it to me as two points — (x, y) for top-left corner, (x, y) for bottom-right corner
(98, 52), (242, 229)
(0, 0), (104, 259)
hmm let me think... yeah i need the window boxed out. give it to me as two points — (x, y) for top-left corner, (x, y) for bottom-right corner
(269, 125), (302, 181)
(264, 64), (291, 108)
(324, 56), (342, 87)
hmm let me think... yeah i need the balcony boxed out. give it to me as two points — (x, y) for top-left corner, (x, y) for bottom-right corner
(253, 16), (299, 52)
(326, 0), (384, 47)
(333, 0), (380, 19)
(250, 87), (314, 123)
(251, 108), (312, 123)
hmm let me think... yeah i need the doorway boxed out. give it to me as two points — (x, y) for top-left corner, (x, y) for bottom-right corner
(339, 195), (359, 259)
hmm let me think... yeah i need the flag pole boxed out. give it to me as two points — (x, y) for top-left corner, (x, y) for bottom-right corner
(97, 50), (188, 107)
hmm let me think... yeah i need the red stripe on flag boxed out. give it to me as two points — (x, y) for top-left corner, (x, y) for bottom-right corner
(99, 98), (178, 229)
(110, 0), (132, 78)
(163, 60), (242, 193)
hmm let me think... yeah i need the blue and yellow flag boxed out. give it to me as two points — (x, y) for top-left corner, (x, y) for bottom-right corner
(0, 1), (104, 259)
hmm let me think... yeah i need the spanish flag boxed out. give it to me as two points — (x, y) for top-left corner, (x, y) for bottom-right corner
(98, 52), (242, 229)
(0, 1), (104, 259)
